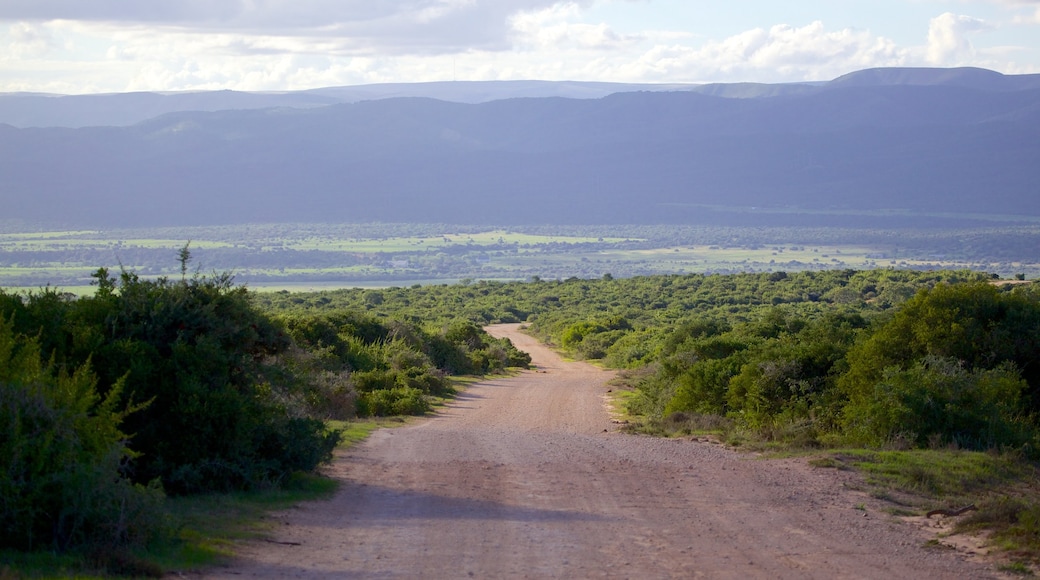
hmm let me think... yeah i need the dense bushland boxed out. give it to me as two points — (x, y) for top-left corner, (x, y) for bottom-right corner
(276, 313), (530, 418)
(0, 317), (165, 555)
(0, 259), (528, 567)
(257, 268), (1040, 564)
(1, 268), (340, 496)
(258, 269), (1040, 450)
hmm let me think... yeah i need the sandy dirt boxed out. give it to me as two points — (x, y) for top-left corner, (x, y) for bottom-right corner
(197, 323), (997, 579)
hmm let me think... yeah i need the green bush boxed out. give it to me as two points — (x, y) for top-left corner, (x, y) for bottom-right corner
(665, 356), (747, 417)
(842, 282), (1040, 411)
(842, 356), (1031, 449)
(839, 282), (1040, 448)
(0, 317), (167, 553)
(357, 387), (430, 417)
(0, 268), (341, 495)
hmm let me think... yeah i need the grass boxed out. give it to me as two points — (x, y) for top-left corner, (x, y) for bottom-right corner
(156, 472), (341, 571)
(804, 448), (1040, 566)
(327, 416), (413, 448)
(837, 449), (1026, 500)
(0, 416), (388, 579)
(5, 224), (1038, 290)
(998, 561), (1034, 576)
(0, 475), (341, 580)
(620, 408), (734, 440)
(0, 550), (96, 579)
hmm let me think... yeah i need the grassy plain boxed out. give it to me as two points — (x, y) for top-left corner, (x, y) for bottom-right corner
(2, 223), (1038, 291)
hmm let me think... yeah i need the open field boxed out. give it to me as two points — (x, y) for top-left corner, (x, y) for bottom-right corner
(2, 222), (1038, 291)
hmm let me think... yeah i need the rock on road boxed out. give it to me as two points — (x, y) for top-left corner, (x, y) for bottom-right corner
(199, 323), (994, 579)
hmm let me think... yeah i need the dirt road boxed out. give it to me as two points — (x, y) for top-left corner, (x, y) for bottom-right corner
(201, 324), (994, 579)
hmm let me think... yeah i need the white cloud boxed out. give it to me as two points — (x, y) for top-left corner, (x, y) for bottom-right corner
(1011, 7), (1040, 24)
(2, 3), (1039, 94)
(0, 16), (918, 92)
(510, 3), (640, 51)
(618, 22), (907, 83)
(4, 21), (57, 58)
(926, 12), (990, 65)
(0, 1), (576, 54)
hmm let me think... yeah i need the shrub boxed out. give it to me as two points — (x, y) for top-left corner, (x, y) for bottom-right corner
(357, 387), (430, 417)
(0, 317), (167, 553)
(841, 282), (1040, 414)
(842, 356), (1031, 449)
(1, 268), (341, 495)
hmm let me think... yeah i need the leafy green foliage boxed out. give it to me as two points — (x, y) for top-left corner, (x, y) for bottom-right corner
(843, 357), (1030, 448)
(276, 311), (529, 418)
(840, 282), (1040, 448)
(0, 316), (167, 553)
(4, 254), (1040, 573)
(0, 268), (341, 495)
(257, 268), (1040, 451)
(357, 387), (431, 417)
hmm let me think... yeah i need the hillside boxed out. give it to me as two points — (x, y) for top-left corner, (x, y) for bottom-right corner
(1, 67), (1038, 228)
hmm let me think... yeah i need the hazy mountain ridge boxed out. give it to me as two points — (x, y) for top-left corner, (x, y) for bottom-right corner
(1, 67), (1037, 228)
(3, 66), (1037, 129)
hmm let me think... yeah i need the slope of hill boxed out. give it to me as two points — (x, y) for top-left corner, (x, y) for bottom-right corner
(0, 81), (700, 129)
(1, 68), (1037, 228)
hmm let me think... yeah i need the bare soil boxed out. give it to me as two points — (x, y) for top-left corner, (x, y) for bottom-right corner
(197, 324), (997, 579)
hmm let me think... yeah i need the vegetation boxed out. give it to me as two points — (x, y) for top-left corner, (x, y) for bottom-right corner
(2, 222), (1039, 291)
(0, 249), (529, 576)
(254, 267), (1040, 451)
(0, 316), (166, 557)
(5, 248), (1040, 573)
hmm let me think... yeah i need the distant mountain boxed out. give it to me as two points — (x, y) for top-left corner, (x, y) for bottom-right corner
(1, 67), (1037, 228)
(0, 81), (699, 129)
(3, 67), (1036, 129)
(829, 67), (1040, 91)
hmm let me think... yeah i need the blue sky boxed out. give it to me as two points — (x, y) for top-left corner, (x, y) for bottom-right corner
(1, 0), (1038, 94)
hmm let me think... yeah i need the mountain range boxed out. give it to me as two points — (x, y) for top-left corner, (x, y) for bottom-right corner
(1, 67), (1038, 228)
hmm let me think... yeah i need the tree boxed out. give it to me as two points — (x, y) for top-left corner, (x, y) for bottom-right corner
(177, 241), (192, 280)
(840, 282), (1040, 446)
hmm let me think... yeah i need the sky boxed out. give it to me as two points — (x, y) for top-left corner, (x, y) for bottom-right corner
(1, 0), (1039, 94)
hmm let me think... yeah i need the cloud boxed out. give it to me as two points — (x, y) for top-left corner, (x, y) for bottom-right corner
(0, 1), (580, 54)
(974, 0), (1040, 24)
(926, 12), (990, 65)
(619, 21), (907, 83)
(1011, 7), (1040, 24)
(0, 15), (919, 93)
(1, 3), (1037, 94)
(510, 3), (640, 51)
(0, 1), (428, 27)
(4, 21), (57, 58)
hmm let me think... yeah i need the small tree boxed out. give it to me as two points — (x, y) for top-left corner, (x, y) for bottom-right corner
(177, 241), (192, 280)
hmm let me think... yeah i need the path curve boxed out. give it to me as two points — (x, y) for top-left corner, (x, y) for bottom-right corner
(198, 323), (994, 579)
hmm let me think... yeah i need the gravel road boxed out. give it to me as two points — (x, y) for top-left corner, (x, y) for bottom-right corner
(198, 323), (996, 579)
